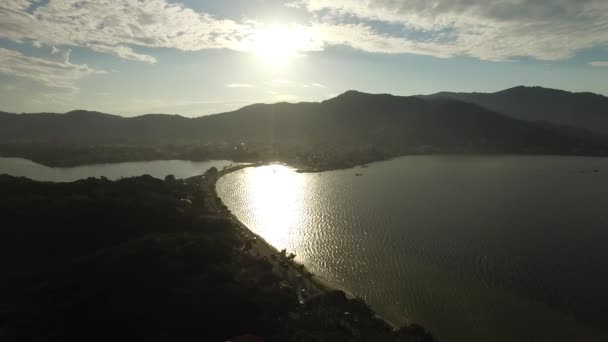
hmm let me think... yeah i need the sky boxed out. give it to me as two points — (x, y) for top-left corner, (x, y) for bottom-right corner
(1, 0), (607, 117)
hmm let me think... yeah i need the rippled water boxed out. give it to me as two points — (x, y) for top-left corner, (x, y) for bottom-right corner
(0, 157), (233, 181)
(217, 156), (608, 342)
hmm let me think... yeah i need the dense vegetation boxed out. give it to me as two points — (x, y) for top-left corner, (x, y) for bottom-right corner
(2, 87), (608, 171)
(425, 86), (608, 134)
(0, 173), (435, 342)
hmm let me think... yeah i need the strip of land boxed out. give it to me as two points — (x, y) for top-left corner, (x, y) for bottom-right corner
(0, 169), (436, 342)
(201, 163), (330, 299)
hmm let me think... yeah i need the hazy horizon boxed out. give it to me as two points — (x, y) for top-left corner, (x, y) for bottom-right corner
(1, 0), (608, 117)
(1, 85), (606, 118)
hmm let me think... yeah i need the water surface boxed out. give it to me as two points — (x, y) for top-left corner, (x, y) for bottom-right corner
(217, 156), (608, 342)
(0, 157), (232, 181)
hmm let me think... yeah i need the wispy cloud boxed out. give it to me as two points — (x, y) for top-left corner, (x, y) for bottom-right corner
(291, 0), (608, 61)
(225, 83), (255, 88)
(0, 48), (105, 91)
(589, 61), (608, 67)
(0, 0), (248, 63)
(2, 0), (30, 11)
(308, 22), (458, 59)
(1, 0), (607, 94)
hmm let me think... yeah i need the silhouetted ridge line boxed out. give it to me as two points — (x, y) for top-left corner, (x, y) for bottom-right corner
(1, 87), (608, 168)
(425, 85), (608, 134)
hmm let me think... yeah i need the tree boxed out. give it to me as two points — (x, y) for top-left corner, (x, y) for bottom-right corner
(205, 167), (218, 176)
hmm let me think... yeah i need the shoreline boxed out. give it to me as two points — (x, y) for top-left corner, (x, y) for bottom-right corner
(5, 151), (608, 171)
(203, 163), (331, 295)
(202, 162), (402, 328)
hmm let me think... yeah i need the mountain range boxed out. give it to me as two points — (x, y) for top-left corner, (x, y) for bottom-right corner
(1, 86), (607, 169)
(423, 86), (608, 134)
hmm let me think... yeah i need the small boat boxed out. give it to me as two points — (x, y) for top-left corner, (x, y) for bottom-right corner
(355, 173), (363, 176)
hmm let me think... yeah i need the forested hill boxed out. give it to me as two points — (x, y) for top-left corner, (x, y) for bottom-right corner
(1, 90), (607, 169)
(424, 86), (608, 134)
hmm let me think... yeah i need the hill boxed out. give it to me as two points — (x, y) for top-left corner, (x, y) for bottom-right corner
(0, 172), (435, 342)
(425, 86), (608, 134)
(1, 90), (607, 170)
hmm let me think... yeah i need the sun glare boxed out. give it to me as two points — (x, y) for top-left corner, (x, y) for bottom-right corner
(244, 24), (314, 66)
(245, 165), (305, 250)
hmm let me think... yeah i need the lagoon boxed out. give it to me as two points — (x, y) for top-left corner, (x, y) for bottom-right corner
(3, 155), (608, 341)
(0, 157), (232, 182)
(217, 156), (608, 342)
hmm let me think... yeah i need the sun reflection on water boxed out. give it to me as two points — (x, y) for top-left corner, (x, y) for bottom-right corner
(244, 164), (305, 250)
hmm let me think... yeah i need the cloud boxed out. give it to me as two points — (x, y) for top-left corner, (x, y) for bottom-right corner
(0, 0), (489, 64)
(0, 0), (249, 63)
(1, 0), (607, 78)
(590, 61), (608, 67)
(0, 48), (105, 91)
(225, 83), (255, 88)
(85, 44), (158, 64)
(3, 0), (30, 12)
(291, 0), (608, 61)
(309, 22), (458, 59)
(311, 83), (326, 88)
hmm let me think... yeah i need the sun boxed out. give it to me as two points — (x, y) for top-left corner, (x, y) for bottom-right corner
(244, 24), (314, 66)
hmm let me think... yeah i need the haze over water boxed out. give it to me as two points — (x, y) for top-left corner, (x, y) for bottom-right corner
(217, 156), (608, 342)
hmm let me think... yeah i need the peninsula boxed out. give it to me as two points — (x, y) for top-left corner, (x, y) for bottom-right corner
(0, 167), (435, 342)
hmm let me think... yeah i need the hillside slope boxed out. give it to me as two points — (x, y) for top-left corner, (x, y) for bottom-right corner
(425, 86), (608, 134)
(1, 90), (607, 168)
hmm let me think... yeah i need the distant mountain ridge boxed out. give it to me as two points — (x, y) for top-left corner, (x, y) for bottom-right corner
(424, 86), (608, 134)
(1, 88), (607, 168)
